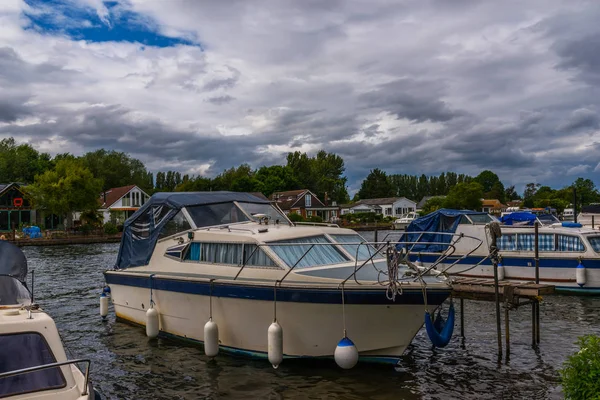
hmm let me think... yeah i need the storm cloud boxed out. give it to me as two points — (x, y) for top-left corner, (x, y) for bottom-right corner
(1, 0), (600, 193)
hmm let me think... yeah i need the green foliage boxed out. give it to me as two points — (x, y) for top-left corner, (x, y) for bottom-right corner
(443, 182), (484, 211)
(80, 210), (103, 227)
(307, 215), (324, 223)
(357, 168), (393, 199)
(287, 213), (304, 222)
(421, 196), (446, 215)
(27, 159), (103, 221)
(560, 335), (600, 400)
(103, 222), (119, 235)
(474, 170), (505, 202)
(388, 171), (472, 201)
(81, 149), (153, 192)
(0, 138), (52, 184)
(504, 185), (521, 201)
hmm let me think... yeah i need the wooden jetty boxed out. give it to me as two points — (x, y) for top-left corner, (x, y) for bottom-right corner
(451, 277), (555, 359)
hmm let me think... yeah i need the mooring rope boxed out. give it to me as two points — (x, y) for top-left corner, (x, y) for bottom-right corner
(385, 244), (404, 301)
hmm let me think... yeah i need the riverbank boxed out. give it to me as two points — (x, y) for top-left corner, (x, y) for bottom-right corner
(9, 234), (122, 247)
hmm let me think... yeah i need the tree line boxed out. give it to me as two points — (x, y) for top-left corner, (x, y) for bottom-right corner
(1, 136), (598, 221)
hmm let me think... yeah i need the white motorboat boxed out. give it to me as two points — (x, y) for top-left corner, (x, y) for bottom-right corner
(104, 192), (453, 366)
(403, 209), (600, 294)
(393, 211), (418, 230)
(0, 242), (98, 399)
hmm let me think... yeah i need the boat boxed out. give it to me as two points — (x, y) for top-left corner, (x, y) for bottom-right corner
(103, 192), (454, 366)
(393, 211), (418, 230)
(402, 209), (600, 294)
(0, 241), (99, 399)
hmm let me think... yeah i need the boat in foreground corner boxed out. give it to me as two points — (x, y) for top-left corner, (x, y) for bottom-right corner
(404, 209), (600, 294)
(104, 192), (453, 366)
(0, 241), (99, 399)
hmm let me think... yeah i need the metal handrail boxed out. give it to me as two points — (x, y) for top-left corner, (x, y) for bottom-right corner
(0, 358), (91, 396)
(294, 222), (340, 228)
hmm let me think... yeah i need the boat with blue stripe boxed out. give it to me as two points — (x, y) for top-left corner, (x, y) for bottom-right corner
(103, 192), (454, 368)
(400, 209), (600, 294)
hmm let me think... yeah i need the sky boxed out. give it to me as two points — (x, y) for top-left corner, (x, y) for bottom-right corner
(1, 0), (599, 195)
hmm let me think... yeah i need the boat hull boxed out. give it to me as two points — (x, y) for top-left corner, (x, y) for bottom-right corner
(105, 272), (450, 364)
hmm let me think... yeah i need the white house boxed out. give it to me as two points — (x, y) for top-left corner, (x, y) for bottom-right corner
(99, 185), (150, 224)
(347, 197), (416, 218)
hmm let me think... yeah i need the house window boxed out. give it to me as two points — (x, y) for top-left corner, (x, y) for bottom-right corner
(122, 194), (130, 207)
(395, 208), (401, 215)
(385, 208), (392, 216)
(305, 194), (311, 207)
(307, 211), (313, 217)
(332, 210), (337, 217)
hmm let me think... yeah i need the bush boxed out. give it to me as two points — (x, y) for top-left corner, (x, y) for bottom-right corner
(288, 213), (304, 222)
(103, 222), (119, 235)
(80, 224), (94, 235)
(307, 215), (323, 223)
(560, 334), (600, 399)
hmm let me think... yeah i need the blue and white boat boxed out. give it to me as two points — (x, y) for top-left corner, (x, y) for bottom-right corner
(103, 192), (453, 366)
(403, 209), (600, 294)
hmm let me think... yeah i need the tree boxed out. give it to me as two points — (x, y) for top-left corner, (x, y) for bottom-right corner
(474, 170), (505, 203)
(420, 196), (445, 215)
(443, 182), (484, 210)
(81, 149), (153, 192)
(27, 159), (103, 227)
(357, 168), (393, 199)
(0, 138), (52, 184)
(504, 185), (520, 201)
(573, 178), (600, 206)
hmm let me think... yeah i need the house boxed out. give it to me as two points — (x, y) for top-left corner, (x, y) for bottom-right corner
(0, 183), (34, 231)
(270, 189), (339, 222)
(481, 199), (506, 214)
(347, 197), (417, 218)
(99, 185), (151, 224)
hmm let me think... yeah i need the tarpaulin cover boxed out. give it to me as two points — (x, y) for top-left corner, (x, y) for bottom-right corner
(115, 191), (270, 269)
(0, 241), (31, 305)
(398, 209), (489, 253)
(500, 212), (537, 225)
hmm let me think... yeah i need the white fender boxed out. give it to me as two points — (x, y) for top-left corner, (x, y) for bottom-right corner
(146, 307), (159, 339)
(576, 261), (586, 287)
(268, 321), (283, 368)
(204, 319), (219, 357)
(100, 293), (109, 319)
(334, 337), (359, 369)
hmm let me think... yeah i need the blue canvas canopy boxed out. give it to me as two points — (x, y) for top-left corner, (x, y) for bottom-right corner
(115, 191), (270, 269)
(399, 209), (490, 253)
(500, 212), (536, 225)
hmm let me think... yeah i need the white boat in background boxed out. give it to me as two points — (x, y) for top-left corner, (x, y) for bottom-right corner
(0, 242), (98, 399)
(404, 209), (600, 294)
(104, 192), (454, 367)
(393, 211), (418, 230)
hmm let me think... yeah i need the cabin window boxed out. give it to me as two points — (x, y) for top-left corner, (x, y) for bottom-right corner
(0, 332), (66, 397)
(538, 234), (555, 251)
(186, 203), (250, 227)
(268, 235), (349, 268)
(185, 242), (275, 267)
(458, 215), (472, 225)
(516, 233), (555, 251)
(469, 214), (494, 224)
(588, 237), (600, 252)
(329, 234), (383, 260)
(498, 234), (517, 251)
(159, 211), (191, 239)
(557, 235), (585, 252)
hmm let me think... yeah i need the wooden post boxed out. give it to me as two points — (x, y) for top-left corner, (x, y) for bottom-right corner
(493, 256), (502, 358)
(374, 228), (378, 243)
(534, 222), (540, 344)
(460, 297), (465, 338)
(593, 215), (595, 230)
(504, 303), (510, 357)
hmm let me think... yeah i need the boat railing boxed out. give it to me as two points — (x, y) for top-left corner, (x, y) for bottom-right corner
(0, 358), (91, 396)
(233, 231), (483, 286)
(293, 222), (340, 228)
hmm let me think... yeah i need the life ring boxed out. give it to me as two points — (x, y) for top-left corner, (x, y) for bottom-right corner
(13, 198), (23, 207)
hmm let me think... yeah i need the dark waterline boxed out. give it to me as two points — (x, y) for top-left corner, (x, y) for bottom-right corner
(21, 236), (600, 400)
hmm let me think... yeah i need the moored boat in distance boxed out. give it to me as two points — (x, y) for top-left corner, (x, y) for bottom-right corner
(0, 242), (98, 399)
(103, 192), (454, 366)
(393, 211), (418, 230)
(403, 209), (600, 294)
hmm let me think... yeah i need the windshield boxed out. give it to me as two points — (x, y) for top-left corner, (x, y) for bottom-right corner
(469, 214), (495, 224)
(537, 214), (560, 225)
(237, 202), (288, 224)
(268, 235), (349, 268)
(329, 234), (383, 260)
(186, 203), (251, 227)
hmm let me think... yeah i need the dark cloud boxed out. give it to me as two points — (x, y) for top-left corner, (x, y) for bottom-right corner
(554, 34), (600, 84)
(0, 100), (31, 123)
(359, 79), (463, 123)
(206, 95), (235, 105)
(559, 108), (600, 132)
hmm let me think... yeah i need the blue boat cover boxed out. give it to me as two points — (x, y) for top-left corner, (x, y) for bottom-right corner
(500, 212), (536, 225)
(399, 209), (489, 253)
(115, 192), (269, 269)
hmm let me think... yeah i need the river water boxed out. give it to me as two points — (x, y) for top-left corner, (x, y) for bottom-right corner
(21, 240), (600, 400)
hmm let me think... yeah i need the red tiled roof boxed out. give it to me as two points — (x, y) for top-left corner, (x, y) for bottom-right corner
(99, 185), (136, 208)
